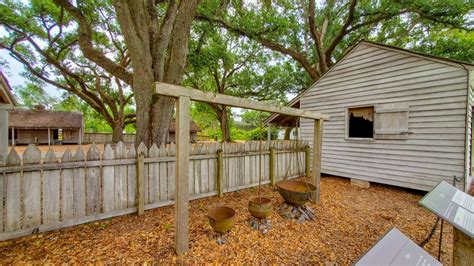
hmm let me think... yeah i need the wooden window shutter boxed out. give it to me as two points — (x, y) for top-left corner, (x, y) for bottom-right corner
(374, 103), (409, 140)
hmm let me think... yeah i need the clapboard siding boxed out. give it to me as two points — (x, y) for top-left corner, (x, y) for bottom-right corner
(300, 42), (470, 191)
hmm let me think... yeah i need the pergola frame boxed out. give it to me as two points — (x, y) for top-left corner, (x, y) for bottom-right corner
(154, 82), (329, 255)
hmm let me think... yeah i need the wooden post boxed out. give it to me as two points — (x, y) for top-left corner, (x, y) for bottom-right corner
(305, 145), (310, 177)
(269, 147), (275, 186)
(48, 128), (51, 146)
(0, 108), (7, 164)
(79, 128), (82, 145)
(11, 127), (15, 146)
(175, 96), (190, 255)
(312, 119), (323, 203)
(136, 152), (145, 215)
(217, 148), (224, 197)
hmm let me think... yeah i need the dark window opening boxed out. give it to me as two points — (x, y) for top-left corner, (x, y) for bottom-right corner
(53, 129), (59, 140)
(8, 129), (17, 140)
(348, 107), (374, 138)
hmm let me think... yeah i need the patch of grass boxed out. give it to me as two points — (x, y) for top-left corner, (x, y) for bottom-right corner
(99, 223), (108, 229)
(163, 223), (173, 230)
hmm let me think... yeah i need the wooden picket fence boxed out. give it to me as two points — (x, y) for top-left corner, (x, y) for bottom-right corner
(0, 140), (308, 241)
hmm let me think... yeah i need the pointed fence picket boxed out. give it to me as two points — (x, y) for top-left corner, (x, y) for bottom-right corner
(61, 149), (75, 220)
(0, 140), (307, 240)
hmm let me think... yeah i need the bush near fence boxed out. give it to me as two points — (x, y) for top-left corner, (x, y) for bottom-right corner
(0, 140), (308, 240)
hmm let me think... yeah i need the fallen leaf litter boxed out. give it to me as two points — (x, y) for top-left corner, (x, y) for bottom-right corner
(0, 176), (453, 264)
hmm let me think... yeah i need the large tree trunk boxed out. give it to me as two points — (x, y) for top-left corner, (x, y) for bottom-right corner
(215, 105), (231, 142)
(111, 121), (124, 143)
(220, 107), (231, 142)
(113, 0), (200, 147)
(56, 0), (200, 147)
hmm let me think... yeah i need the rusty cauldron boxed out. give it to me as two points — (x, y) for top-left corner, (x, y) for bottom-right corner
(207, 206), (236, 233)
(276, 180), (317, 206)
(248, 196), (272, 219)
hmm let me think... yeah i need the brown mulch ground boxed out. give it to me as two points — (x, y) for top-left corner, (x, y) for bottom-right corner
(0, 176), (452, 264)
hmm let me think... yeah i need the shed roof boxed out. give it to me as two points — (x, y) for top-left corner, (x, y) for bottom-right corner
(9, 107), (83, 129)
(0, 72), (17, 106)
(265, 40), (473, 125)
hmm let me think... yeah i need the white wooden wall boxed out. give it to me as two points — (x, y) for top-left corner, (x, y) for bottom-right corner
(0, 140), (306, 240)
(300, 42), (471, 191)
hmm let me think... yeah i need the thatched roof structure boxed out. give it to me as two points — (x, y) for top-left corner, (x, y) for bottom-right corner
(9, 106), (83, 129)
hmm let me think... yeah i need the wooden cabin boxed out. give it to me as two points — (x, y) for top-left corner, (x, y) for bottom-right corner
(0, 72), (17, 162)
(266, 41), (474, 192)
(8, 106), (83, 145)
(168, 120), (200, 143)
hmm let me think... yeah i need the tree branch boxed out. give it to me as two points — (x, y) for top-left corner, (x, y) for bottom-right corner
(53, 0), (133, 85)
(324, 0), (357, 62)
(196, 15), (320, 80)
(308, 0), (327, 72)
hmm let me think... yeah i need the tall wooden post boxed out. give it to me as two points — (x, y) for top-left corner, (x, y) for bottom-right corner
(312, 119), (323, 203)
(217, 148), (224, 197)
(0, 107), (8, 164)
(175, 96), (190, 255)
(136, 152), (145, 215)
(305, 145), (310, 177)
(11, 127), (15, 146)
(269, 147), (275, 186)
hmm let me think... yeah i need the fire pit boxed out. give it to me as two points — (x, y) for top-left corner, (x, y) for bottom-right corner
(276, 203), (315, 223)
(276, 180), (317, 206)
(207, 206), (236, 233)
(248, 196), (272, 219)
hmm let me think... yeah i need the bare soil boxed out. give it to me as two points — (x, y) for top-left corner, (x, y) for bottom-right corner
(0, 176), (452, 264)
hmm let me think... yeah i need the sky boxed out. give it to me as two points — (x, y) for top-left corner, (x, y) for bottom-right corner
(0, 32), (61, 98)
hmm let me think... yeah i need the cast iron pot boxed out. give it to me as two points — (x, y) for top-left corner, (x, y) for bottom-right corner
(276, 180), (317, 206)
(248, 196), (272, 219)
(207, 206), (236, 233)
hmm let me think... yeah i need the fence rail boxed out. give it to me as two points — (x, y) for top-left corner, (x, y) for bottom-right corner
(0, 140), (308, 241)
(82, 133), (136, 144)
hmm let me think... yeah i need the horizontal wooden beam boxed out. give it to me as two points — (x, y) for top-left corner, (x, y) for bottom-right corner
(154, 82), (329, 120)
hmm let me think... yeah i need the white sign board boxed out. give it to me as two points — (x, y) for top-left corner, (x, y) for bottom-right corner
(355, 228), (441, 266)
(419, 181), (474, 238)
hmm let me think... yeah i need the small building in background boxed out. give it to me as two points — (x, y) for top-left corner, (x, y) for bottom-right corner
(0, 72), (17, 162)
(8, 106), (83, 145)
(168, 119), (200, 143)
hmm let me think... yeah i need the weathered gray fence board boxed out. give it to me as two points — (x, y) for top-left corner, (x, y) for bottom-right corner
(137, 143), (149, 204)
(86, 144), (101, 215)
(167, 143), (176, 200)
(102, 145), (115, 212)
(127, 147), (137, 207)
(73, 148), (86, 217)
(148, 144), (159, 204)
(43, 149), (60, 224)
(22, 145), (41, 229)
(158, 145), (167, 201)
(61, 150), (75, 220)
(5, 149), (21, 231)
(0, 140), (306, 241)
(115, 142), (128, 210)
